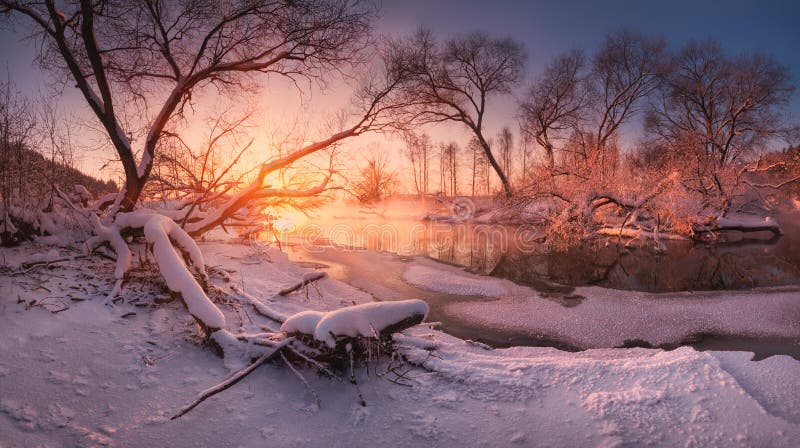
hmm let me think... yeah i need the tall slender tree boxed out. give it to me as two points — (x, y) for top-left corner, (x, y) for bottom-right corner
(391, 29), (525, 197)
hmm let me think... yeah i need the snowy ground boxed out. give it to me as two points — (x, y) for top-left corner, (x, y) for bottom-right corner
(1, 239), (799, 447)
(403, 257), (800, 351)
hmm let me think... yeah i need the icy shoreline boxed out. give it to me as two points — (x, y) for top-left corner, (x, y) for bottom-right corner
(402, 259), (800, 350)
(1, 240), (798, 446)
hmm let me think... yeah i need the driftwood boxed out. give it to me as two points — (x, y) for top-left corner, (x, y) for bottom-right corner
(597, 227), (688, 241)
(278, 272), (327, 296)
(713, 218), (783, 236)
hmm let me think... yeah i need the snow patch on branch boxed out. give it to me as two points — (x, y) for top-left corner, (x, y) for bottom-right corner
(143, 214), (224, 329)
(136, 150), (152, 179)
(314, 300), (429, 348)
(280, 300), (429, 348)
(84, 209), (223, 328)
(716, 215), (783, 235)
(597, 227), (688, 241)
(87, 214), (131, 302)
(280, 310), (326, 335)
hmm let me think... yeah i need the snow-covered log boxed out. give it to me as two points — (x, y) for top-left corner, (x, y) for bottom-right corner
(86, 214), (131, 301)
(279, 300), (430, 348)
(596, 227), (688, 241)
(714, 216), (783, 236)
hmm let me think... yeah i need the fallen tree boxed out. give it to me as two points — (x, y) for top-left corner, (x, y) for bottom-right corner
(172, 299), (429, 418)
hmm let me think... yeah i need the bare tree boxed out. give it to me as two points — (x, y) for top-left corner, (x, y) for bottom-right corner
(37, 95), (76, 206)
(0, 0), (376, 211)
(497, 126), (513, 185)
(403, 131), (431, 196)
(518, 123), (532, 181)
(438, 141), (446, 195)
(443, 141), (458, 196)
(645, 40), (794, 214)
(0, 77), (36, 244)
(468, 137), (490, 196)
(392, 29), (525, 197)
(647, 40), (793, 170)
(436, 141), (459, 197)
(585, 30), (665, 174)
(519, 50), (586, 173)
(351, 149), (398, 203)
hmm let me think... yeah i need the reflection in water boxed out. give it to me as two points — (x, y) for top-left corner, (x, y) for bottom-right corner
(277, 207), (800, 359)
(490, 239), (800, 292)
(283, 212), (800, 292)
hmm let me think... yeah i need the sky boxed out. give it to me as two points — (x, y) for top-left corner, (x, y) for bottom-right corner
(1, 0), (798, 186)
(377, 0), (800, 132)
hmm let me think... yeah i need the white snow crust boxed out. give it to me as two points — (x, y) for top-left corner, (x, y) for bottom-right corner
(403, 264), (509, 297)
(311, 299), (430, 347)
(1, 239), (798, 447)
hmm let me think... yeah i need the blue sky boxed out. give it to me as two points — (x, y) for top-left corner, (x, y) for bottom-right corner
(0, 0), (798, 181)
(379, 0), (800, 114)
(3, 0), (798, 109)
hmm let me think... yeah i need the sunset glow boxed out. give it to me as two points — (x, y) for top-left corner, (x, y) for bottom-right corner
(1, 1), (798, 446)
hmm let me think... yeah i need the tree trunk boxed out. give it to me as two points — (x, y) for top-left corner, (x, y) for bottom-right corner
(471, 149), (476, 197)
(477, 135), (512, 197)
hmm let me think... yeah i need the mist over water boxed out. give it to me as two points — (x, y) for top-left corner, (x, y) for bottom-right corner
(269, 199), (800, 358)
(267, 199), (800, 293)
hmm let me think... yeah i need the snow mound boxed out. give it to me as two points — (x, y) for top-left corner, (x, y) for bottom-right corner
(2, 239), (799, 447)
(280, 310), (326, 335)
(711, 351), (800, 424)
(398, 330), (800, 445)
(279, 300), (429, 348)
(403, 265), (508, 297)
(314, 299), (429, 348)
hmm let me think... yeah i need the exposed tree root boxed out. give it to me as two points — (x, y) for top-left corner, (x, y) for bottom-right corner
(42, 194), (431, 419)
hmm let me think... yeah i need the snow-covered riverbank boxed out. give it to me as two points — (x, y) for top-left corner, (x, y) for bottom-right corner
(402, 257), (800, 352)
(1, 240), (798, 447)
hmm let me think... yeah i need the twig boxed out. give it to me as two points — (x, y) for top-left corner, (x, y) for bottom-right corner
(349, 347), (367, 407)
(14, 254), (89, 275)
(280, 351), (321, 407)
(286, 344), (337, 378)
(230, 284), (288, 323)
(104, 278), (124, 305)
(742, 176), (800, 190)
(171, 337), (293, 420)
(617, 210), (633, 248)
